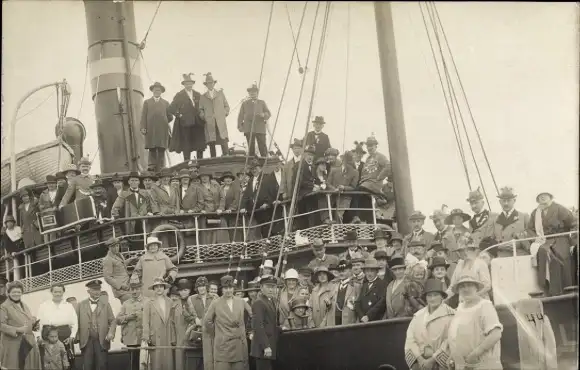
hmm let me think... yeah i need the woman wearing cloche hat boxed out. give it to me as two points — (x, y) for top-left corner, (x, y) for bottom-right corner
(310, 266), (335, 327)
(142, 277), (175, 370)
(130, 236), (178, 299)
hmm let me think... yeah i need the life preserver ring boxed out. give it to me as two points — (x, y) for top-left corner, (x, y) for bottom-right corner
(151, 223), (186, 264)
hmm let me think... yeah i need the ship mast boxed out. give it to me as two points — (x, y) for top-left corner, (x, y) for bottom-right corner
(374, 2), (414, 234)
(84, 0), (147, 173)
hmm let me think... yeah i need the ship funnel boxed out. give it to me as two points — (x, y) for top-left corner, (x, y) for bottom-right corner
(56, 117), (86, 165)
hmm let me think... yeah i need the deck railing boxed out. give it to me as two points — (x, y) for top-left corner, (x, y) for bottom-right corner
(2, 190), (391, 292)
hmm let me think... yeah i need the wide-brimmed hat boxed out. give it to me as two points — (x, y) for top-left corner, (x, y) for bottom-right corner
(177, 169), (191, 179)
(389, 257), (405, 269)
(110, 173), (124, 182)
(203, 72), (217, 85)
(497, 186), (517, 200)
(220, 275), (236, 288)
(311, 238), (325, 251)
(428, 257), (449, 270)
(149, 277), (171, 290)
(444, 208), (470, 225)
(373, 228), (389, 241)
(344, 230), (358, 241)
(158, 168), (172, 179)
(466, 189), (484, 203)
(422, 278), (448, 299)
(90, 179), (106, 189)
(63, 163), (80, 175)
(536, 192), (554, 203)
(362, 258), (380, 270)
(149, 82), (166, 93)
(4, 215), (16, 224)
(290, 297), (310, 310)
(182, 73), (195, 85)
(284, 268), (299, 280)
(350, 257), (366, 265)
(312, 116), (326, 125)
(195, 276), (208, 288)
(352, 141), (366, 154)
(290, 138), (303, 148)
(247, 82), (259, 92)
(453, 273), (484, 293)
(19, 189), (31, 199)
(408, 211), (426, 221)
(312, 266), (334, 282)
(220, 171), (235, 182)
(146, 236), (162, 247)
(141, 171), (158, 181)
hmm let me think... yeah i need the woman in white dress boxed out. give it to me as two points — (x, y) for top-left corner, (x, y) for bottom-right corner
(405, 278), (454, 369)
(447, 273), (503, 370)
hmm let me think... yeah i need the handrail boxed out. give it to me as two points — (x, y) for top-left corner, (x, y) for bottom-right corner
(482, 230), (578, 256)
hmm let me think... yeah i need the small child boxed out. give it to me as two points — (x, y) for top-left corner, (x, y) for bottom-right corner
(403, 263), (427, 316)
(428, 257), (450, 291)
(42, 326), (70, 370)
(282, 298), (315, 330)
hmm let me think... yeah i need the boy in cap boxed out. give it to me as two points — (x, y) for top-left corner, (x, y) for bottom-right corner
(251, 275), (279, 370)
(238, 82), (271, 157)
(281, 298), (315, 330)
(77, 280), (116, 370)
(141, 81), (173, 171)
(115, 281), (144, 370)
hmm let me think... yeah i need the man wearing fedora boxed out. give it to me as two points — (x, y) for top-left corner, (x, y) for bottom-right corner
(355, 258), (388, 323)
(403, 211), (435, 251)
(527, 191), (577, 296)
(466, 188), (498, 249)
(102, 237), (132, 303)
(59, 157), (95, 207)
(430, 208), (458, 262)
(38, 175), (59, 212)
(237, 82), (271, 158)
(199, 72), (231, 158)
(111, 172), (159, 234)
(149, 168), (180, 215)
(338, 230), (369, 261)
(307, 238), (340, 271)
(251, 275), (280, 370)
(90, 179), (113, 223)
(304, 116), (331, 161)
(141, 81), (173, 172)
(76, 280), (116, 370)
(169, 73), (207, 161)
(492, 186), (531, 257)
(115, 281), (144, 370)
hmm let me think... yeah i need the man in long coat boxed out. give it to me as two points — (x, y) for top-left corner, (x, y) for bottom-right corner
(140, 81), (173, 171)
(527, 192), (577, 296)
(493, 186), (530, 257)
(250, 275), (279, 370)
(59, 157), (94, 207)
(205, 275), (252, 370)
(200, 73), (230, 158)
(304, 116), (331, 161)
(76, 280), (116, 370)
(115, 281), (143, 370)
(238, 83), (271, 157)
(169, 73), (207, 161)
(102, 237), (131, 303)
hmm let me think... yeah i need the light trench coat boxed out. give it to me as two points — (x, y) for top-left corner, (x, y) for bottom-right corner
(328, 280), (360, 325)
(404, 303), (455, 369)
(142, 297), (176, 370)
(131, 251), (178, 298)
(0, 300), (42, 370)
(310, 283), (334, 327)
(199, 89), (230, 142)
(277, 288), (299, 326)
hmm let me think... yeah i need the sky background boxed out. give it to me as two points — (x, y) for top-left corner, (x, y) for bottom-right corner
(2, 1), (578, 227)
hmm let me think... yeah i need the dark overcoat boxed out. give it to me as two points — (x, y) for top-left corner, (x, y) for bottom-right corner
(304, 131), (331, 160)
(250, 295), (279, 360)
(18, 200), (42, 248)
(169, 89), (206, 153)
(237, 99), (271, 135)
(140, 97), (173, 149)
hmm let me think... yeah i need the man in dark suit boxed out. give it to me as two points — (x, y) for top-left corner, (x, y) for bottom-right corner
(304, 116), (331, 161)
(292, 145), (317, 230)
(238, 82), (272, 157)
(355, 258), (388, 322)
(352, 141), (366, 182)
(53, 171), (69, 207)
(168, 73), (206, 161)
(90, 179), (112, 222)
(251, 275), (280, 370)
(76, 280), (116, 370)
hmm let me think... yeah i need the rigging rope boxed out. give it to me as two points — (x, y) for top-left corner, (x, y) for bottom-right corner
(226, 0), (276, 278)
(312, 2), (333, 108)
(417, 3), (471, 190)
(140, 0), (163, 51)
(341, 2), (351, 153)
(15, 91), (55, 122)
(234, 1), (313, 282)
(430, 2), (499, 195)
(77, 55), (89, 118)
(284, 2), (304, 72)
(275, 1), (331, 278)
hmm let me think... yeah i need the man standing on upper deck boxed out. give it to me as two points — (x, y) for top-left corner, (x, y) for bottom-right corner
(38, 175), (59, 211)
(351, 134), (391, 224)
(140, 81), (173, 172)
(351, 141), (366, 183)
(466, 188), (497, 249)
(281, 138), (303, 201)
(238, 82), (271, 158)
(169, 73), (207, 161)
(59, 157), (94, 207)
(527, 191), (577, 296)
(493, 186), (530, 257)
(304, 116), (331, 161)
(199, 73), (230, 158)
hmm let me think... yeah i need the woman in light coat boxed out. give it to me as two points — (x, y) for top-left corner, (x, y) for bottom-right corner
(446, 239), (491, 302)
(310, 266), (334, 327)
(405, 279), (454, 370)
(142, 278), (176, 370)
(447, 273), (503, 369)
(131, 236), (178, 299)
(278, 269), (300, 325)
(0, 281), (41, 370)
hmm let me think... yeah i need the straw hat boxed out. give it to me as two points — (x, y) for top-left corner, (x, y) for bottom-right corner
(263, 260), (274, 270)
(284, 269), (299, 280)
(149, 277), (171, 290)
(453, 273), (484, 293)
(312, 266), (334, 282)
(146, 236), (162, 247)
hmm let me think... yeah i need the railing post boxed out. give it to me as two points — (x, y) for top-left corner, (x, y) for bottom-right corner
(142, 219), (147, 249)
(77, 236), (83, 280)
(48, 245), (53, 285)
(12, 254), (20, 280)
(371, 195), (378, 226)
(194, 216), (201, 263)
(174, 229), (179, 264)
(282, 204), (288, 235)
(326, 193), (337, 243)
(242, 214), (248, 243)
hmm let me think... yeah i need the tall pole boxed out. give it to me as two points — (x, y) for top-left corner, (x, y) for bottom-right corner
(374, 2), (414, 235)
(84, 0), (147, 173)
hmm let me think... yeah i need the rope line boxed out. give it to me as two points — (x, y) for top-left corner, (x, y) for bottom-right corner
(140, 0), (163, 50)
(234, 1), (312, 282)
(341, 2), (351, 153)
(15, 91), (55, 122)
(77, 54), (89, 118)
(284, 2), (304, 70)
(226, 0), (276, 277)
(430, 2), (499, 195)
(275, 1), (331, 278)
(418, 3), (471, 191)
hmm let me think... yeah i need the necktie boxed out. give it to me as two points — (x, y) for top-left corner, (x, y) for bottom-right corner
(89, 299), (98, 305)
